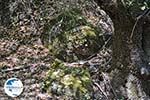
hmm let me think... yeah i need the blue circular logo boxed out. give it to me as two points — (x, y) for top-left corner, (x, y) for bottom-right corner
(4, 78), (23, 97)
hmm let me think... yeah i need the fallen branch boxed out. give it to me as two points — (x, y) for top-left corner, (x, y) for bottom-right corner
(1, 65), (30, 72)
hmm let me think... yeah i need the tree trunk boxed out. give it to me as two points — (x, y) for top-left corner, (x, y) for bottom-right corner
(94, 0), (150, 99)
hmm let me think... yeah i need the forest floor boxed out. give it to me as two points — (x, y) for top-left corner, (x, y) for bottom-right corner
(0, 37), (54, 99)
(0, 0), (114, 99)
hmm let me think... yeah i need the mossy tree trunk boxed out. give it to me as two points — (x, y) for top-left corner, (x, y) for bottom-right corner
(95, 0), (150, 99)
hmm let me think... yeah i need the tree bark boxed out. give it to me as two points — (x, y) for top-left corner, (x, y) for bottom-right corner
(94, 0), (150, 99)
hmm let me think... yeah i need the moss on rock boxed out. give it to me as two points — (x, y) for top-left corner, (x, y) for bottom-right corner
(42, 8), (104, 62)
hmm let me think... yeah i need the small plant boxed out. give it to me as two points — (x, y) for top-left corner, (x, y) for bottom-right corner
(43, 59), (92, 99)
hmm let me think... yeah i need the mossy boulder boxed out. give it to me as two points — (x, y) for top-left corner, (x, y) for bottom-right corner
(42, 9), (104, 62)
(43, 59), (92, 99)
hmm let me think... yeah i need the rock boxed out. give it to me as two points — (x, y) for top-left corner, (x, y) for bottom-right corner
(42, 9), (104, 62)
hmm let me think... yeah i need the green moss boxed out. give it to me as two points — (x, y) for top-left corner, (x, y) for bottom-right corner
(43, 59), (92, 99)
(42, 8), (104, 62)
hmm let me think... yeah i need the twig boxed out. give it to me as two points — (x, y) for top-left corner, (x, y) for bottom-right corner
(102, 36), (112, 49)
(63, 61), (88, 68)
(85, 36), (112, 61)
(93, 81), (109, 100)
(130, 19), (138, 41)
(130, 9), (150, 41)
(102, 72), (118, 99)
